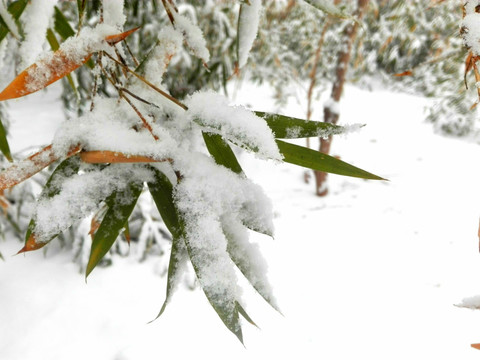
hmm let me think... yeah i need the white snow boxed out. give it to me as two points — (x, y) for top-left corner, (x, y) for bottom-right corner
(103, 0), (126, 29)
(186, 90), (282, 160)
(19, 0), (57, 68)
(462, 1), (480, 55)
(2, 81), (480, 359)
(237, 0), (262, 68)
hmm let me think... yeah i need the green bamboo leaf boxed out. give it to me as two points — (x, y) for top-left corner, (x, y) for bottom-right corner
(224, 225), (280, 314)
(255, 111), (346, 139)
(0, 116), (12, 162)
(148, 166), (243, 342)
(76, 0), (87, 32)
(236, 301), (257, 328)
(86, 181), (143, 278)
(147, 167), (182, 239)
(25, 156), (81, 242)
(0, 251), (3, 261)
(202, 132), (243, 174)
(0, 0), (28, 43)
(147, 167), (187, 320)
(53, 6), (75, 40)
(149, 235), (186, 322)
(185, 239), (244, 344)
(276, 140), (385, 180)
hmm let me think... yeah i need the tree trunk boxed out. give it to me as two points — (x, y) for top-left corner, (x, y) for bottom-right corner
(315, 0), (370, 196)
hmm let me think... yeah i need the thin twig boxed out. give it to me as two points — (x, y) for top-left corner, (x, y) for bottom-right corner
(120, 87), (160, 109)
(102, 51), (188, 110)
(125, 41), (139, 67)
(121, 91), (159, 140)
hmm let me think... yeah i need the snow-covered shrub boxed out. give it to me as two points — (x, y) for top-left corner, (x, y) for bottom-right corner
(0, 0), (382, 340)
(250, 1), (476, 136)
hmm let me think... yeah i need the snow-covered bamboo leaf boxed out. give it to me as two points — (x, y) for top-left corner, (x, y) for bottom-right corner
(0, 0), (27, 43)
(236, 0), (261, 69)
(46, 28), (77, 96)
(187, 91), (281, 160)
(0, 49), (92, 102)
(202, 132), (243, 174)
(53, 6), (75, 40)
(256, 111), (347, 139)
(86, 181), (143, 278)
(0, 27), (138, 101)
(302, 0), (354, 20)
(0, 144), (81, 192)
(20, 156), (81, 254)
(0, 116), (12, 162)
(183, 233), (244, 343)
(223, 220), (280, 313)
(0, 0), (20, 39)
(276, 140), (385, 180)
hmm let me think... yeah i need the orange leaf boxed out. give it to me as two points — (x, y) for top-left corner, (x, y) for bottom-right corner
(394, 70), (413, 77)
(105, 26), (140, 45)
(471, 343), (480, 350)
(80, 150), (170, 164)
(0, 51), (93, 101)
(0, 28), (140, 102)
(0, 145), (81, 191)
(16, 234), (47, 254)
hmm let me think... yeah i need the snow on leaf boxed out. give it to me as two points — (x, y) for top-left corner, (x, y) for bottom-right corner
(0, 0), (20, 39)
(237, 0), (262, 69)
(223, 217), (280, 313)
(19, 0), (56, 68)
(20, 156), (81, 254)
(0, 25), (138, 101)
(33, 165), (151, 244)
(186, 90), (282, 160)
(0, 144), (80, 192)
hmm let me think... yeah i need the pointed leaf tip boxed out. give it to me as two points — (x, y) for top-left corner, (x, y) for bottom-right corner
(105, 26), (140, 45)
(16, 234), (46, 254)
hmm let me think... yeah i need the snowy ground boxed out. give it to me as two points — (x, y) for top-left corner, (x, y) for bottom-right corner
(2, 82), (480, 359)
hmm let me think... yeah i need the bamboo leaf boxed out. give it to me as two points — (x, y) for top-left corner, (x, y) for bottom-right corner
(0, 116), (11, 162)
(20, 156), (81, 254)
(147, 167), (187, 319)
(302, 0), (354, 20)
(46, 28), (77, 97)
(0, 0), (27, 43)
(236, 301), (257, 328)
(53, 6), (75, 40)
(147, 166), (182, 239)
(86, 181), (143, 278)
(202, 132), (243, 174)
(224, 224), (280, 313)
(149, 235), (187, 322)
(185, 233), (244, 343)
(256, 111), (346, 139)
(276, 140), (385, 180)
